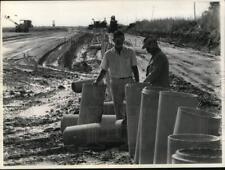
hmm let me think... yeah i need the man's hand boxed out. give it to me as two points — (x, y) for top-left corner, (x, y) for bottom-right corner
(93, 79), (99, 85)
(93, 69), (107, 85)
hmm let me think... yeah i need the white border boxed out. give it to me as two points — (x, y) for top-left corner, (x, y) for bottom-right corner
(0, 0), (224, 169)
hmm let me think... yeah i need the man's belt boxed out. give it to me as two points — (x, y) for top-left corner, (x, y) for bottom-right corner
(119, 76), (132, 79)
(111, 76), (132, 79)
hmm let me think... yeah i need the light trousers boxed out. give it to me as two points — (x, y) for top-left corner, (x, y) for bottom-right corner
(110, 77), (134, 120)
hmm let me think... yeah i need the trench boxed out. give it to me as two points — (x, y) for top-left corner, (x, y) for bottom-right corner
(38, 32), (94, 70)
(37, 41), (67, 65)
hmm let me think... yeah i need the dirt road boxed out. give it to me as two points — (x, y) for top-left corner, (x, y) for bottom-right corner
(2, 29), (221, 166)
(125, 34), (221, 98)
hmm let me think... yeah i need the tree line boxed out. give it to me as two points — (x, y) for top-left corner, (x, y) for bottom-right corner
(125, 2), (220, 54)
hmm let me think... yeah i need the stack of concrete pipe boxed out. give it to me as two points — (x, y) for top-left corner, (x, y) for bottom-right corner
(167, 106), (222, 164)
(63, 83), (125, 147)
(65, 79), (222, 164)
(61, 114), (119, 137)
(132, 89), (199, 164)
(63, 115), (124, 145)
(167, 134), (221, 163)
(153, 91), (199, 164)
(128, 84), (221, 164)
(129, 85), (221, 164)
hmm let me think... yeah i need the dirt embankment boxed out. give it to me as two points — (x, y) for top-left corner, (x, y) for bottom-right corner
(128, 31), (220, 55)
(160, 32), (219, 56)
(3, 30), (221, 166)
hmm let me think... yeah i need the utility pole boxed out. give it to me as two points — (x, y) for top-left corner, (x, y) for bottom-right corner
(52, 20), (55, 27)
(194, 1), (196, 20)
(152, 5), (155, 20)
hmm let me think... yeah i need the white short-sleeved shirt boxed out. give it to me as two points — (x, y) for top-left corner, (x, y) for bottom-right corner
(100, 46), (137, 78)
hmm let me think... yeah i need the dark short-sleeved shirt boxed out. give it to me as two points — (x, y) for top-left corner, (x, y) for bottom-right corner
(145, 50), (169, 87)
(100, 46), (137, 78)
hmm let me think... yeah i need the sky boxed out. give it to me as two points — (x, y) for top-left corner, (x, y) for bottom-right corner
(1, 0), (211, 27)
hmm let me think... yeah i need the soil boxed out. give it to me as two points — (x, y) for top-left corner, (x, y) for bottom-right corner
(2, 28), (221, 166)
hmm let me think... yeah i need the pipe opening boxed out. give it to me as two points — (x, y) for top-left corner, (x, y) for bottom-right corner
(177, 148), (222, 158)
(168, 134), (220, 142)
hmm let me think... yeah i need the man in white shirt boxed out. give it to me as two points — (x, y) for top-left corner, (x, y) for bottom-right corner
(94, 30), (139, 121)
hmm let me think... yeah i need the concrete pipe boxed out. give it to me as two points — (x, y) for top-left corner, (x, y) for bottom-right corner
(167, 134), (221, 164)
(78, 83), (106, 125)
(61, 114), (116, 133)
(103, 101), (126, 115)
(173, 106), (221, 136)
(71, 79), (95, 93)
(115, 119), (127, 143)
(99, 115), (122, 143)
(63, 115), (124, 146)
(154, 91), (198, 164)
(134, 85), (165, 164)
(63, 123), (101, 146)
(172, 148), (222, 164)
(61, 114), (79, 132)
(134, 111), (141, 164)
(139, 86), (167, 164)
(103, 101), (115, 115)
(125, 82), (150, 157)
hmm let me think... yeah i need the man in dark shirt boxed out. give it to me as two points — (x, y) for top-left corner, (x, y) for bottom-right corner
(142, 36), (169, 87)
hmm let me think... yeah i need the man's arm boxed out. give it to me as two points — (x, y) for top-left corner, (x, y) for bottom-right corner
(132, 66), (139, 82)
(130, 49), (139, 82)
(144, 57), (163, 83)
(94, 51), (108, 84)
(94, 69), (107, 84)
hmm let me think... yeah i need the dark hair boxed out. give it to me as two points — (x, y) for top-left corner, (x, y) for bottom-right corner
(142, 35), (159, 49)
(113, 30), (124, 38)
(143, 35), (157, 43)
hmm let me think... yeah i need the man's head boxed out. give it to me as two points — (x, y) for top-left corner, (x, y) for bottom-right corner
(142, 36), (159, 53)
(113, 30), (125, 49)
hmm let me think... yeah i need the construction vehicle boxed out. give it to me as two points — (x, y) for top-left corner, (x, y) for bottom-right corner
(108, 16), (118, 33)
(88, 18), (107, 30)
(88, 16), (118, 33)
(4, 15), (33, 32)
